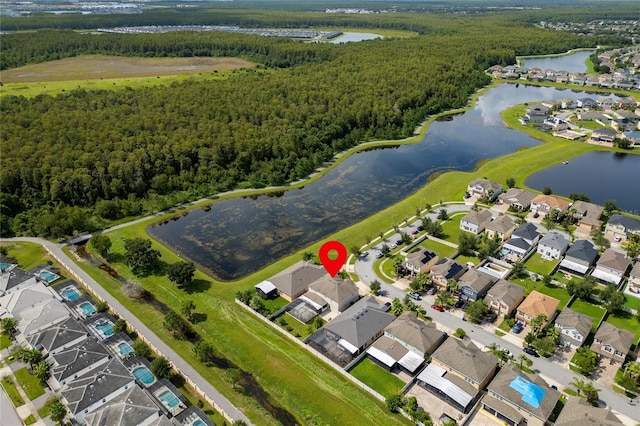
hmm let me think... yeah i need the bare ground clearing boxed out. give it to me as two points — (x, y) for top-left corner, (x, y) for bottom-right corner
(0, 55), (256, 83)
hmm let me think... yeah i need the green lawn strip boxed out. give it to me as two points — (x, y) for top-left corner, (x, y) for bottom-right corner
(14, 367), (45, 400)
(418, 239), (457, 258)
(381, 257), (399, 280)
(621, 286), (640, 311)
(1, 376), (25, 407)
(566, 299), (606, 327)
(70, 251), (409, 426)
(24, 414), (37, 425)
(572, 120), (604, 130)
(1, 241), (47, 271)
(440, 214), (465, 243)
(524, 253), (557, 276)
(348, 358), (405, 399)
(261, 296), (288, 313)
(373, 258), (394, 284)
(605, 312), (640, 344)
(454, 254), (479, 267)
(37, 396), (58, 419)
(280, 313), (312, 340)
(0, 333), (12, 350)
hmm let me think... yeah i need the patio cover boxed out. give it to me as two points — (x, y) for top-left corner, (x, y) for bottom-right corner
(338, 338), (358, 354)
(559, 259), (589, 274)
(366, 346), (396, 369)
(255, 280), (277, 294)
(591, 268), (622, 285)
(398, 351), (424, 373)
(417, 363), (473, 408)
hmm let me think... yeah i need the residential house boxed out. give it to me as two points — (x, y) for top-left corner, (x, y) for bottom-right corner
(485, 215), (516, 242)
(559, 239), (598, 276)
(530, 194), (570, 216)
(590, 128), (617, 144)
(430, 259), (467, 291)
(542, 117), (569, 131)
(467, 178), (503, 201)
(308, 276), (360, 314)
(497, 188), (537, 210)
(457, 269), (496, 302)
(576, 97), (596, 108)
(555, 397), (624, 426)
(502, 222), (541, 261)
(306, 296), (395, 366)
(559, 98), (577, 109)
(175, 406), (215, 426)
(267, 260), (326, 301)
(48, 338), (112, 391)
(576, 111), (608, 121)
(629, 263), (640, 295)
(622, 130), (640, 146)
(83, 384), (164, 426)
(554, 308), (593, 349)
(590, 322), (634, 363)
(482, 364), (560, 426)
(523, 105), (549, 123)
(27, 317), (88, 356)
(484, 279), (525, 317)
(254, 280), (278, 299)
(367, 312), (446, 374)
(571, 200), (604, 237)
(0, 281), (58, 317)
(0, 267), (38, 296)
(515, 290), (560, 326)
(460, 210), (493, 235)
(585, 75), (600, 86)
(537, 231), (569, 260)
(591, 249), (632, 285)
(616, 97), (637, 109)
(417, 339), (497, 413)
(404, 248), (438, 275)
(17, 298), (71, 337)
(605, 214), (640, 241)
(597, 97), (615, 110)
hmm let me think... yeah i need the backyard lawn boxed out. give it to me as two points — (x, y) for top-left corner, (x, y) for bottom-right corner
(524, 253), (557, 276)
(0, 333), (12, 350)
(621, 285), (640, 311)
(261, 296), (289, 314)
(567, 299), (606, 327)
(14, 367), (45, 400)
(454, 254), (479, 267)
(605, 311), (640, 344)
(441, 213), (465, 243)
(348, 358), (406, 399)
(510, 276), (571, 309)
(418, 239), (457, 259)
(2, 242), (47, 271)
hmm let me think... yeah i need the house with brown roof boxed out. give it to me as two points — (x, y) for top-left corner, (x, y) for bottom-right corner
(417, 339), (497, 413)
(497, 188), (537, 211)
(484, 280), (525, 317)
(267, 260), (326, 301)
(515, 291), (560, 326)
(308, 276), (360, 314)
(485, 215), (516, 242)
(591, 249), (632, 285)
(590, 322), (634, 363)
(554, 308), (593, 349)
(555, 397), (624, 426)
(460, 210), (493, 235)
(628, 262), (640, 295)
(404, 248), (438, 276)
(458, 269), (496, 302)
(571, 200), (604, 237)
(530, 194), (570, 216)
(429, 259), (467, 291)
(467, 178), (503, 201)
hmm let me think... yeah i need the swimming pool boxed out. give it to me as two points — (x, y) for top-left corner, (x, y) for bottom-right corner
(193, 420), (206, 426)
(118, 342), (133, 357)
(95, 320), (114, 336)
(132, 366), (155, 385)
(38, 269), (60, 283)
(79, 302), (96, 316)
(158, 390), (180, 408)
(61, 287), (80, 301)
(0, 263), (13, 272)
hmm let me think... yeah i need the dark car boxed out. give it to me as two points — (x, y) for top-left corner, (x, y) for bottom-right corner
(408, 292), (421, 301)
(512, 321), (524, 334)
(427, 287), (437, 295)
(411, 229), (419, 235)
(417, 226), (424, 232)
(454, 299), (465, 309)
(486, 312), (497, 323)
(359, 251), (369, 259)
(383, 302), (391, 312)
(523, 347), (539, 357)
(396, 239), (403, 246)
(431, 304), (444, 312)
(464, 192), (471, 199)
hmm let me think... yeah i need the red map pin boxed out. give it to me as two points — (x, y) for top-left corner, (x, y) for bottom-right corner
(318, 240), (347, 278)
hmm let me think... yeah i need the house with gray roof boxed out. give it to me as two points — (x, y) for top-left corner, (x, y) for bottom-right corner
(460, 210), (493, 235)
(536, 231), (569, 260)
(590, 128), (618, 143)
(591, 322), (634, 363)
(559, 239), (598, 276)
(61, 358), (136, 424)
(175, 406), (215, 426)
(513, 223), (540, 244)
(591, 249), (632, 285)
(482, 364), (560, 426)
(0, 267), (38, 296)
(430, 259), (467, 291)
(523, 105), (548, 123)
(48, 338), (111, 390)
(458, 269), (496, 302)
(484, 280), (525, 317)
(605, 214), (640, 241)
(404, 248), (438, 275)
(555, 397), (623, 426)
(28, 316), (88, 356)
(308, 276), (359, 314)
(497, 188), (537, 210)
(502, 222), (541, 261)
(554, 308), (593, 349)
(485, 215), (516, 242)
(628, 262), (640, 296)
(83, 384), (164, 426)
(267, 260), (326, 301)
(0, 281), (57, 316)
(467, 178), (503, 201)
(417, 339), (496, 413)
(17, 298), (71, 337)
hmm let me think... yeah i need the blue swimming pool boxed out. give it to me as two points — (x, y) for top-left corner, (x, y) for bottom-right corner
(0, 263), (13, 272)
(79, 302), (96, 316)
(193, 420), (206, 426)
(132, 366), (155, 385)
(158, 390), (180, 408)
(95, 320), (114, 336)
(118, 342), (133, 357)
(61, 287), (80, 301)
(38, 270), (59, 283)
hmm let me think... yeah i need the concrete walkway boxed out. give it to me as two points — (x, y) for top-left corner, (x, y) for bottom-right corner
(1, 237), (251, 425)
(0, 352), (47, 426)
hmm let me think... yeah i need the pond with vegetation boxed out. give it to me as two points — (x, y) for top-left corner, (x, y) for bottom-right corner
(521, 50), (595, 73)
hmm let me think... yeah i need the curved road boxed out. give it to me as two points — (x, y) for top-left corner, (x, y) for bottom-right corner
(1, 237), (251, 425)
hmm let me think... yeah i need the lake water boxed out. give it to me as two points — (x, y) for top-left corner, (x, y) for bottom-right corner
(526, 151), (640, 214)
(331, 32), (382, 43)
(148, 82), (628, 281)
(521, 50), (595, 73)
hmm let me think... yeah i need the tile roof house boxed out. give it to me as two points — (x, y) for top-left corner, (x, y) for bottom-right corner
(17, 298), (71, 337)
(83, 384), (163, 426)
(0, 267), (39, 296)
(404, 248), (439, 275)
(458, 269), (496, 302)
(515, 291), (560, 326)
(485, 215), (516, 242)
(467, 179), (503, 201)
(417, 339), (497, 413)
(0, 281), (57, 316)
(429, 259), (467, 291)
(482, 364), (560, 426)
(628, 262), (640, 295)
(571, 201), (604, 237)
(555, 397), (624, 426)
(524, 105), (548, 123)
(267, 261), (326, 301)
(502, 223), (541, 261)
(308, 276), (360, 314)
(530, 194), (570, 215)
(591, 249), (632, 285)
(590, 128), (617, 143)
(366, 313), (446, 374)
(460, 210), (493, 235)
(61, 358), (136, 424)
(174, 406), (215, 426)
(48, 338), (111, 391)
(536, 231), (569, 260)
(605, 214), (640, 241)
(27, 317), (88, 356)
(497, 188), (537, 210)
(590, 322), (634, 363)
(484, 280), (525, 317)
(554, 308), (593, 349)
(559, 239), (598, 276)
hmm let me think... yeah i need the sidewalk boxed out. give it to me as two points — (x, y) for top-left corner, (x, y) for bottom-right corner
(0, 350), (47, 426)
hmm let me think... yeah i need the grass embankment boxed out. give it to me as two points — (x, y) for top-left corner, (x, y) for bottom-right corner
(349, 358), (405, 399)
(1, 377), (25, 407)
(14, 367), (45, 401)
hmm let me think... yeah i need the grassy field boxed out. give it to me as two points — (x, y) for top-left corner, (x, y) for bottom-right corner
(348, 358), (405, 399)
(0, 333), (12, 350)
(572, 120), (605, 130)
(1, 376), (25, 407)
(440, 213), (465, 243)
(524, 253), (558, 276)
(2, 242), (47, 271)
(418, 239), (457, 258)
(567, 299), (606, 327)
(14, 367), (45, 401)
(454, 254), (479, 267)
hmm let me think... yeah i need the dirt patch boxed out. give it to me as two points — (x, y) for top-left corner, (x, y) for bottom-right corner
(0, 55), (256, 83)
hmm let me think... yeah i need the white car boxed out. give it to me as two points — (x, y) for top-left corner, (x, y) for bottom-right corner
(388, 243), (397, 249)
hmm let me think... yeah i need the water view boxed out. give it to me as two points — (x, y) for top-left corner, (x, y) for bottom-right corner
(520, 50), (595, 73)
(330, 32), (382, 43)
(526, 151), (640, 214)
(149, 82), (627, 281)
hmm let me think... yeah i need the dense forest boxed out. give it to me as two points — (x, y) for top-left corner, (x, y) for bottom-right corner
(0, 9), (627, 238)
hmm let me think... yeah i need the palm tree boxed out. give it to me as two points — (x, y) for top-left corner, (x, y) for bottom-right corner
(530, 314), (547, 338)
(517, 354), (529, 369)
(392, 256), (404, 277)
(583, 382), (601, 405)
(569, 377), (586, 397)
(447, 279), (459, 294)
(624, 361), (640, 382)
(391, 298), (404, 316)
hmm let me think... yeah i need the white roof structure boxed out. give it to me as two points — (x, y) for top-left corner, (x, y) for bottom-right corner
(591, 269), (622, 285)
(338, 338), (358, 354)
(299, 294), (325, 311)
(559, 259), (589, 275)
(367, 346), (396, 369)
(417, 363), (473, 408)
(398, 351), (424, 373)
(255, 280), (277, 294)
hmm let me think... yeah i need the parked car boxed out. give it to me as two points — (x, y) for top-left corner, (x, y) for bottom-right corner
(389, 243), (397, 249)
(523, 347), (539, 357)
(417, 226), (424, 232)
(411, 229), (419, 235)
(512, 321), (524, 334)
(383, 302), (391, 311)
(486, 312), (497, 323)
(533, 212), (540, 218)
(431, 304), (444, 312)
(360, 251), (369, 259)
(454, 299), (465, 309)
(408, 292), (421, 301)
(396, 239), (403, 245)
(375, 251), (384, 259)
(427, 287), (437, 295)
(464, 192), (471, 199)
